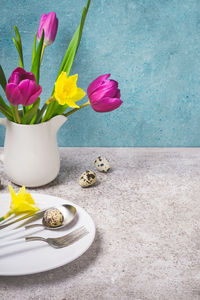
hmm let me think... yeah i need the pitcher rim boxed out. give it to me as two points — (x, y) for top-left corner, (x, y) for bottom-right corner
(5, 115), (67, 128)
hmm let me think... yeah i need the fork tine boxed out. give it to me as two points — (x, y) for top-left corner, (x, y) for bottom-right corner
(53, 231), (87, 248)
(59, 230), (88, 246)
(55, 226), (86, 242)
(58, 227), (88, 243)
(48, 230), (88, 249)
(58, 230), (89, 248)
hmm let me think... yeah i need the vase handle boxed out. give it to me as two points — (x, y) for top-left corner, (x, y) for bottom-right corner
(0, 118), (6, 163)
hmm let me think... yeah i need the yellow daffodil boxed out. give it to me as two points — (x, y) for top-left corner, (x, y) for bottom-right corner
(0, 185), (39, 222)
(50, 72), (86, 107)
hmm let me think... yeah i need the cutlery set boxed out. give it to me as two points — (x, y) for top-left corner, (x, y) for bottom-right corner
(0, 204), (88, 249)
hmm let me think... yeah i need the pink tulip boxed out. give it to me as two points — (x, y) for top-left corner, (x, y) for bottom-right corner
(6, 67), (42, 106)
(87, 74), (123, 112)
(37, 12), (58, 46)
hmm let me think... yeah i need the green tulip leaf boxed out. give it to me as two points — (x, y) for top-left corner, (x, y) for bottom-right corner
(22, 98), (40, 124)
(0, 65), (7, 92)
(0, 95), (13, 120)
(0, 95), (12, 114)
(31, 108), (43, 124)
(14, 26), (22, 46)
(32, 33), (37, 65)
(12, 26), (24, 68)
(0, 105), (12, 120)
(57, 1), (90, 78)
(34, 104), (47, 124)
(30, 112), (38, 124)
(31, 30), (44, 84)
(54, 104), (69, 115)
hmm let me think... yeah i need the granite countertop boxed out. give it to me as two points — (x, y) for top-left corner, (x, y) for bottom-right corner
(0, 148), (199, 300)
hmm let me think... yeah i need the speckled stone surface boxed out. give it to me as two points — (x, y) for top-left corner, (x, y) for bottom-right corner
(0, 148), (200, 299)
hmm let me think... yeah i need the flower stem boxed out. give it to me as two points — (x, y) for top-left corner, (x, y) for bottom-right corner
(40, 44), (46, 63)
(34, 103), (47, 124)
(0, 211), (12, 222)
(22, 106), (26, 117)
(46, 96), (55, 105)
(15, 105), (21, 124)
(64, 101), (90, 117)
(42, 99), (57, 123)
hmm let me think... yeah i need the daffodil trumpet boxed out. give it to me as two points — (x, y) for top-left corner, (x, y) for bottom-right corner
(54, 72), (86, 107)
(45, 72), (85, 107)
(0, 185), (39, 222)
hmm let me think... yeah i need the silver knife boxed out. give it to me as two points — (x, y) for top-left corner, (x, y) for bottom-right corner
(15, 210), (46, 228)
(0, 209), (45, 230)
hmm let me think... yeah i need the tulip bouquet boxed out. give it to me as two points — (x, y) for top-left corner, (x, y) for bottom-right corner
(0, 0), (122, 125)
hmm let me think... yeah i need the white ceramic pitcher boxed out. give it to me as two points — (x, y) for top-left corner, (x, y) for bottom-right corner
(0, 115), (67, 187)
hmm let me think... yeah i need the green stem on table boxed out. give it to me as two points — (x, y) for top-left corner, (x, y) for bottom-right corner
(15, 105), (21, 124)
(64, 101), (90, 117)
(40, 44), (46, 63)
(0, 216), (4, 222)
(0, 210), (12, 222)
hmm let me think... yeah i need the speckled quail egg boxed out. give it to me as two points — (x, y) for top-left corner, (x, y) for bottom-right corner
(43, 208), (64, 228)
(94, 156), (110, 172)
(79, 170), (97, 188)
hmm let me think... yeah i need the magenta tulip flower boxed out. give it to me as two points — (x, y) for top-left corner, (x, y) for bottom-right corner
(6, 67), (42, 106)
(37, 12), (58, 46)
(87, 74), (123, 112)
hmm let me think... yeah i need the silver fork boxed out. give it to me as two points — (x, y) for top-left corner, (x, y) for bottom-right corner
(0, 226), (88, 249)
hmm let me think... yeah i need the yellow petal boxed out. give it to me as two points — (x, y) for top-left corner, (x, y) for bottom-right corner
(8, 185), (16, 198)
(70, 88), (86, 102)
(62, 99), (80, 108)
(58, 71), (67, 81)
(18, 186), (35, 205)
(55, 87), (85, 107)
(9, 185), (39, 214)
(8, 185), (16, 210)
(55, 72), (66, 90)
(69, 74), (78, 83)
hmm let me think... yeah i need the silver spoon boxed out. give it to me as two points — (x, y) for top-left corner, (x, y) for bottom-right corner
(0, 204), (77, 239)
(32, 204), (76, 230)
(41, 204), (76, 230)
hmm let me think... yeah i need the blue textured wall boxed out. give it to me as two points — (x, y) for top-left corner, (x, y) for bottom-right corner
(1, 0), (200, 146)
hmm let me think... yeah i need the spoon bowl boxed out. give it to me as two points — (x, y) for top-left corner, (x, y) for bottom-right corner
(42, 204), (77, 229)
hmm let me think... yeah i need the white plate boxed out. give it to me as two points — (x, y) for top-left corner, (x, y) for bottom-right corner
(0, 193), (95, 276)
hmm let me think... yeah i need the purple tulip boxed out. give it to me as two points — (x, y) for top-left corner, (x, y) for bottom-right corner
(37, 12), (58, 46)
(87, 74), (123, 112)
(6, 67), (42, 106)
